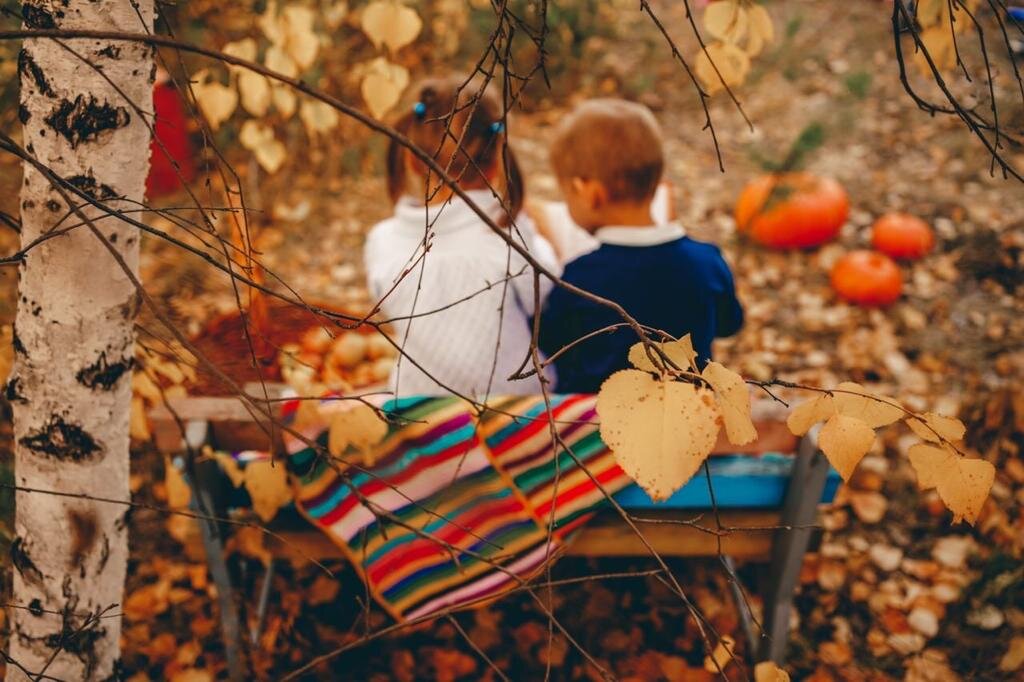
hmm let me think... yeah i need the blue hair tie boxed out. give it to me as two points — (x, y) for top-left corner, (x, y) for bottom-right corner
(413, 101), (426, 119)
(490, 120), (504, 134)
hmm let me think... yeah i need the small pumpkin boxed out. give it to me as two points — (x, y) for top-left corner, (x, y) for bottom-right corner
(831, 250), (903, 307)
(735, 172), (849, 249)
(870, 212), (934, 260)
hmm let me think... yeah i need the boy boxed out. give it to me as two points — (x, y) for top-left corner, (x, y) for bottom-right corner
(537, 99), (743, 393)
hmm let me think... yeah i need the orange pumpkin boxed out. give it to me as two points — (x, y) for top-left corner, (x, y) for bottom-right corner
(735, 173), (849, 249)
(870, 212), (934, 260)
(831, 250), (903, 307)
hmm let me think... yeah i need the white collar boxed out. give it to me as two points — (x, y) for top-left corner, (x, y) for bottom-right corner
(594, 222), (686, 246)
(393, 189), (504, 236)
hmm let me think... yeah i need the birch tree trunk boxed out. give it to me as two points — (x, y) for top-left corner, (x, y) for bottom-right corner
(8, 1), (153, 678)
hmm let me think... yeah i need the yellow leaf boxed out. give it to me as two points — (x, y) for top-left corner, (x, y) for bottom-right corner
(299, 99), (340, 137)
(243, 458), (292, 522)
(130, 396), (151, 441)
(325, 1), (349, 29)
(743, 3), (774, 57)
(239, 120), (287, 174)
(628, 336), (698, 375)
(132, 370), (162, 402)
(695, 41), (751, 94)
(164, 457), (191, 509)
(327, 402), (388, 466)
(597, 370), (720, 501)
(908, 443), (994, 524)
(703, 634), (736, 673)
(361, 57), (410, 119)
(283, 5), (320, 70)
(703, 1), (748, 44)
(273, 86), (297, 118)
(754, 661), (791, 682)
(906, 412), (966, 444)
(361, 0), (423, 52)
(832, 381), (904, 428)
(222, 37), (257, 76)
(786, 393), (836, 436)
(238, 71), (271, 117)
(915, 25), (956, 75)
(701, 361), (757, 446)
(916, 0), (948, 29)
(258, 0), (286, 45)
(818, 413), (875, 481)
(265, 44), (299, 79)
(191, 70), (237, 131)
(213, 452), (246, 488)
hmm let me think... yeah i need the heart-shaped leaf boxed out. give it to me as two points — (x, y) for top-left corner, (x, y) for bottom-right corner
(597, 370), (720, 501)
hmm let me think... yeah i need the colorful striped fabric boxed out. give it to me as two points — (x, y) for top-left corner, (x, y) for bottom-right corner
(276, 393), (633, 621)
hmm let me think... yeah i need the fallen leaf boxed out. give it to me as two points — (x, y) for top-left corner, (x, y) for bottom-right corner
(164, 457), (191, 509)
(931, 535), (974, 569)
(213, 452), (245, 488)
(628, 336), (698, 375)
(702, 361), (757, 445)
(999, 636), (1024, 672)
(703, 634), (736, 673)
(908, 443), (994, 524)
(906, 412), (966, 444)
(754, 661), (790, 682)
(307, 573), (341, 605)
(130, 396), (150, 441)
(243, 458), (292, 522)
(597, 370), (720, 501)
(818, 413), (875, 481)
(849, 490), (888, 524)
(361, 0), (423, 52)
(361, 57), (410, 119)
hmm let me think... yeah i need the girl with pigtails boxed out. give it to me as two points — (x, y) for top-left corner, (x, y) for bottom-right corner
(363, 75), (560, 399)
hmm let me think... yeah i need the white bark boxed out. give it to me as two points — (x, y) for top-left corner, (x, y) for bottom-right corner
(9, 1), (153, 679)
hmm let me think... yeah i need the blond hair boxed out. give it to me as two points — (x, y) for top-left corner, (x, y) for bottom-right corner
(549, 99), (664, 203)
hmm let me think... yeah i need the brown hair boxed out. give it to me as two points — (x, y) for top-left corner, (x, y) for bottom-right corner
(549, 99), (664, 203)
(386, 75), (524, 220)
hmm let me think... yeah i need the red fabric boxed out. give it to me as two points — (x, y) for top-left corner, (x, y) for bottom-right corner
(147, 81), (196, 198)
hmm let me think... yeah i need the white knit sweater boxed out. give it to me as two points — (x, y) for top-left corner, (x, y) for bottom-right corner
(364, 190), (560, 399)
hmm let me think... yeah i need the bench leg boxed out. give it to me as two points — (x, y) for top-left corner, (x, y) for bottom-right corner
(722, 555), (757, 660)
(183, 421), (245, 682)
(250, 559), (277, 646)
(758, 433), (830, 664)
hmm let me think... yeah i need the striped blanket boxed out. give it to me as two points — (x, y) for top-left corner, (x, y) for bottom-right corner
(275, 393), (632, 621)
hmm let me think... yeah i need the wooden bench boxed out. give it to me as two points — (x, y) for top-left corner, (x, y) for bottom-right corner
(151, 393), (838, 677)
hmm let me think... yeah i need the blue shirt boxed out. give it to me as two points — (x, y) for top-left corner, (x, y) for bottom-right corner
(538, 225), (743, 393)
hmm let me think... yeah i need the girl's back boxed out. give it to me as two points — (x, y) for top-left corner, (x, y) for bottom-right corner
(366, 190), (557, 398)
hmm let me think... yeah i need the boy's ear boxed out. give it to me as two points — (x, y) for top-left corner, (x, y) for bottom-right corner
(573, 177), (608, 210)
